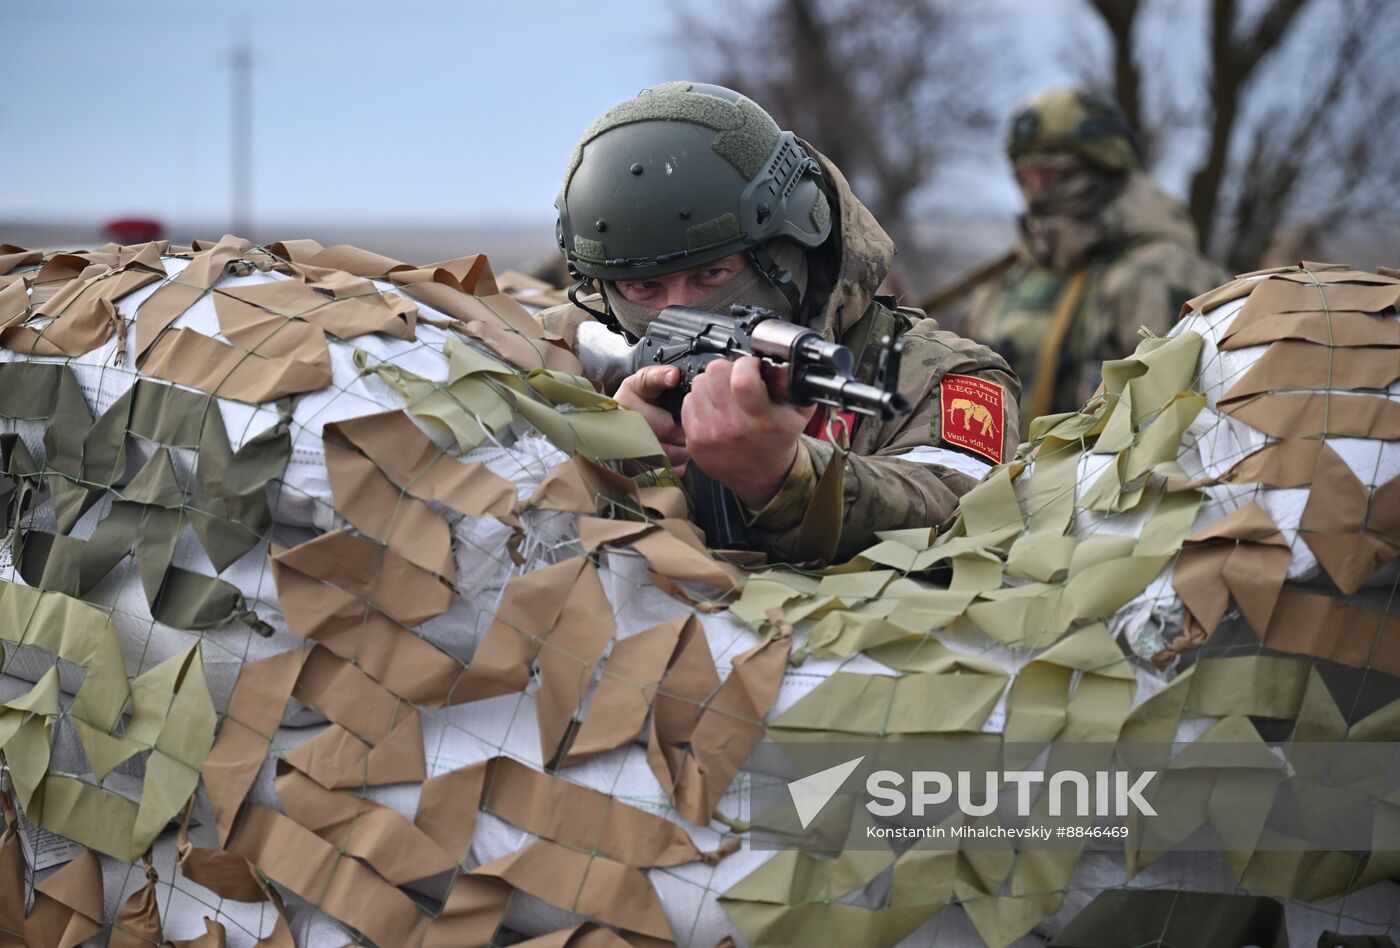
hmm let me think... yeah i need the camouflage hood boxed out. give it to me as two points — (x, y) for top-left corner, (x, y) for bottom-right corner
(1019, 171), (1203, 271)
(802, 141), (896, 340)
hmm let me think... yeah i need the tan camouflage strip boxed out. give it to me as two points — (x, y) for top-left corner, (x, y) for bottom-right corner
(134, 234), (250, 363)
(0, 245), (164, 358)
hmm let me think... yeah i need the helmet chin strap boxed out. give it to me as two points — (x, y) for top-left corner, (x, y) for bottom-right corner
(567, 270), (638, 343)
(747, 244), (804, 317)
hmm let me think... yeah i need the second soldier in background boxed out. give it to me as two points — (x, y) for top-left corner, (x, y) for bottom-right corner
(967, 88), (1226, 429)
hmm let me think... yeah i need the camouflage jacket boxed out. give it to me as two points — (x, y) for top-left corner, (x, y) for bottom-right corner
(540, 145), (1020, 565)
(967, 173), (1226, 425)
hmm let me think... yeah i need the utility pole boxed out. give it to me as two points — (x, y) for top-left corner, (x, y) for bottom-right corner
(230, 24), (253, 238)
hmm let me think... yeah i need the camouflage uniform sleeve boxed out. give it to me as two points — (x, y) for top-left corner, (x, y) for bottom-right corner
(1098, 242), (1229, 357)
(746, 318), (1021, 564)
(739, 435), (820, 534)
(964, 279), (999, 343)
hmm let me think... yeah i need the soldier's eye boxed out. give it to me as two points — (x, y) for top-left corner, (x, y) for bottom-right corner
(614, 283), (660, 305)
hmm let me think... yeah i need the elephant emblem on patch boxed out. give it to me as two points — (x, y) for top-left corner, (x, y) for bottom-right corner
(949, 397), (996, 438)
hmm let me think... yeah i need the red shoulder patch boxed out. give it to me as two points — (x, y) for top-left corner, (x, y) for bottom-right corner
(940, 374), (1005, 464)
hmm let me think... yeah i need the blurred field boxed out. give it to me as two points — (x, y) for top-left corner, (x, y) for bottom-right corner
(0, 220), (561, 276)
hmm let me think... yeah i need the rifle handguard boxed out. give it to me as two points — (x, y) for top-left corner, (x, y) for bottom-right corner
(634, 304), (911, 421)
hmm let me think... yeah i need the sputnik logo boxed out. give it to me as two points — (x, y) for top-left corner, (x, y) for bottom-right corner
(787, 756), (865, 829)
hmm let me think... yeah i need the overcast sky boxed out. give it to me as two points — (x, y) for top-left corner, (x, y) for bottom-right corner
(2, 0), (1117, 232)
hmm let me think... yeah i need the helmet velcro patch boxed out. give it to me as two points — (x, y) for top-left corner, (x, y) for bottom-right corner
(685, 213), (741, 252)
(564, 83), (780, 192)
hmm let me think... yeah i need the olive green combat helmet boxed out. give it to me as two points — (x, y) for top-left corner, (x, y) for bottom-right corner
(555, 82), (832, 295)
(1005, 87), (1140, 172)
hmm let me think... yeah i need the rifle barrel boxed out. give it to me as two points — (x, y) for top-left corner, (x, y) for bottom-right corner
(799, 374), (911, 420)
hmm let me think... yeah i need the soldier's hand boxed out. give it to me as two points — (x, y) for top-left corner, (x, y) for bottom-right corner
(683, 356), (816, 508)
(615, 365), (690, 471)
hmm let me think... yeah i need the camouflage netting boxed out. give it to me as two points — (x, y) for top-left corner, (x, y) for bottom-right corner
(0, 240), (1397, 947)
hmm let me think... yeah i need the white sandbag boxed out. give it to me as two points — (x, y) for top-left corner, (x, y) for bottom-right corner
(0, 258), (542, 530)
(1178, 293), (1400, 583)
(8, 251), (1396, 946)
(1013, 284), (1400, 664)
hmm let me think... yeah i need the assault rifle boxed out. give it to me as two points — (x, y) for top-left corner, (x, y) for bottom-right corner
(576, 304), (911, 549)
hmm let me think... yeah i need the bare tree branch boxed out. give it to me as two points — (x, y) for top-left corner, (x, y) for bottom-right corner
(681, 0), (1400, 280)
(1237, 0), (1309, 66)
(676, 0), (1001, 255)
(1087, 0), (1144, 137)
(1186, 0), (1310, 244)
(1219, 0), (1398, 267)
(1081, 0), (1399, 270)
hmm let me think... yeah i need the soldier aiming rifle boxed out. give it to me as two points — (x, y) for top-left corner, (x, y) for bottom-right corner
(541, 82), (1021, 564)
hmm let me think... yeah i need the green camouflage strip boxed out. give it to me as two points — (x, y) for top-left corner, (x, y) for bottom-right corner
(0, 364), (288, 630)
(0, 583), (215, 862)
